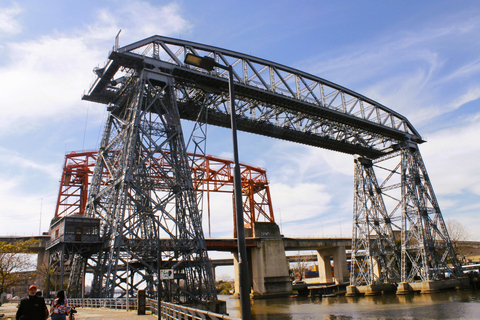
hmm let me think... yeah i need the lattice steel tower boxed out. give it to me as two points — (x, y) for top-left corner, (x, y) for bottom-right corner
(351, 143), (460, 285)
(79, 66), (216, 303)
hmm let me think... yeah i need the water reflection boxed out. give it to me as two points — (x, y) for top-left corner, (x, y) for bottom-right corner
(220, 289), (480, 320)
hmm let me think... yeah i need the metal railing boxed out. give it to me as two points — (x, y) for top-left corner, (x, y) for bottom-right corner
(45, 298), (238, 320)
(46, 298), (137, 310)
(147, 298), (237, 320)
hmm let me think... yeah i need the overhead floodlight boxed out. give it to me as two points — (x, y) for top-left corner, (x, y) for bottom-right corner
(184, 53), (218, 71)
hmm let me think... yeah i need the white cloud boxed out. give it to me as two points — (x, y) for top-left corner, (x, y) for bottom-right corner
(85, 1), (192, 47)
(201, 192), (235, 238)
(0, 1), (193, 137)
(200, 180), (335, 238)
(118, 2), (191, 40)
(0, 147), (59, 179)
(0, 2), (22, 37)
(421, 114), (480, 196)
(439, 58), (480, 83)
(270, 182), (332, 223)
(0, 177), (56, 236)
(0, 35), (105, 136)
(297, 9), (480, 126)
(0, 1), (194, 237)
(261, 141), (352, 185)
(450, 85), (480, 110)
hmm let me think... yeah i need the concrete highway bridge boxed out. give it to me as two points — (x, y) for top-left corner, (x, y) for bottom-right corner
(3, 232), (479, 298)
(206, 234), (352, 296)
(1, 229), (352, 298)
(0, 235), (50, 270)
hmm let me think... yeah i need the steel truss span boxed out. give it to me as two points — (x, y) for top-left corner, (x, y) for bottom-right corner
(84, 35), (423, 159)
(67, 35), (459, 302)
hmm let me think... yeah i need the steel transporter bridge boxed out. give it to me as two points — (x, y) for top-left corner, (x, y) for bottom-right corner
(47, 35), (460, 307)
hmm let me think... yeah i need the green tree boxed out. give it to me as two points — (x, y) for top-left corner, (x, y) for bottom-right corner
(216, 281), (233, 295)
(0, 239), (38, 294)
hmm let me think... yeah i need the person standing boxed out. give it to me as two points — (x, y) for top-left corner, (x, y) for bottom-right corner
(50, 290), (70, 320)
(16, 285), (48, 320)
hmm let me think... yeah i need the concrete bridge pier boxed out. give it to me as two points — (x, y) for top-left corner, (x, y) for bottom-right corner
(346, 283), (397, 296)
(316, 246), (349, 284)
(233, 222), (292, 299)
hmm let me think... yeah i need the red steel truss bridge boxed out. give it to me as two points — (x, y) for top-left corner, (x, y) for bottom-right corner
(54, 150), (274, 236)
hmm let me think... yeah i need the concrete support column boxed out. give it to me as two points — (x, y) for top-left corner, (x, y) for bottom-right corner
(249, 222), (292, 298)
(211, 265), (216, 282)
(372, 257), (381, 281)
(250, 246), (265, 294)
(233, 252), (240, 298)
(36, 249), (46, 271)
(316, 250), (333, 283)
(332, 246), (349, 284)
(396, 282), (413, 295)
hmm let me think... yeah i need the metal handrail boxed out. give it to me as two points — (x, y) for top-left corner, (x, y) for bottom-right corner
(46, 298), (137, 310)
(146, 298), (238, 320)
(45, 298), (238, 320)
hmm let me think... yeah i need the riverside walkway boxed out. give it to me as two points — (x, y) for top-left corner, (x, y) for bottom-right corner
(0, 303), (157, 320)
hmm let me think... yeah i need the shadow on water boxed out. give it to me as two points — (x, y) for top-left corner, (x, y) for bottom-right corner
(220, 289), (480, 320)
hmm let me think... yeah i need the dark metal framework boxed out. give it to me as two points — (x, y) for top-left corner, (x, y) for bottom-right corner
(85, 36), (423, 159)
(352, 157), (400, 285)
(85, 73), (216, 303)
(50, 150), (275, 301)
(351, 144), (460, 285)
(53, 151), (275, 238)
(65, 35), (459, 301)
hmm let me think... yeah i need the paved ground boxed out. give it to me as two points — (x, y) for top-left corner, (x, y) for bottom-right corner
(0, 302), (158, 320)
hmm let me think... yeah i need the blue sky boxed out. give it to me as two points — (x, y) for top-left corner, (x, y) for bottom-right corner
(1, 0), (479, 250)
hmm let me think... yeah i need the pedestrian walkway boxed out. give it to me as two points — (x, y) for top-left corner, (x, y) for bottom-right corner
(0, 302), (158, 320)
(72, 307), (158, 320)
(0, 302), (19, 319)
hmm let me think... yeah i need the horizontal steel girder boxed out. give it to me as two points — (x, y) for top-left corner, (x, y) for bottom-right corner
(83, 35), (423, 159)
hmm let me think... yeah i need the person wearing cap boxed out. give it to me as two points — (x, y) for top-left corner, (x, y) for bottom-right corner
(16, 285), (49, 320)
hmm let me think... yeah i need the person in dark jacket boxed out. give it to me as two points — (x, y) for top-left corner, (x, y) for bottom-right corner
(16, 285), (48, 320)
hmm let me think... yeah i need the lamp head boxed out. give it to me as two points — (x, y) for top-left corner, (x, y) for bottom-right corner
(184, 53), (217, 71)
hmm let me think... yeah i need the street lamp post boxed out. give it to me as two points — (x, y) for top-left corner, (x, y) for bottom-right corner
(185, 53), (252, 319)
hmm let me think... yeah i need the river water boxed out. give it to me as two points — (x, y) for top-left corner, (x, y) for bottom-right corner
(220, 290), (480, 319)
